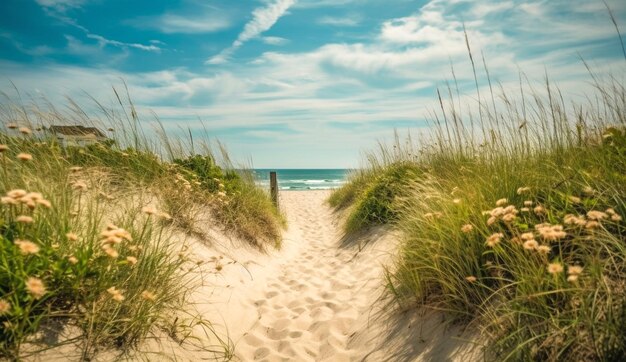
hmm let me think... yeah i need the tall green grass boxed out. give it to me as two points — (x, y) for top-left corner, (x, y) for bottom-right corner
(0, 87), (282, 359)
(330, 38), (626, 361)
(329, 134), (422, 233)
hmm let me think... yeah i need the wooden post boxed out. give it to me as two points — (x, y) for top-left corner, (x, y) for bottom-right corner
(270, 171), (279, 208)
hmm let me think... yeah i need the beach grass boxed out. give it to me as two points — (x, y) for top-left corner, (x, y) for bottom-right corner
(330, 49), (626, 359)
(330, 160), (420, 233)
(0, 88), (282, 359)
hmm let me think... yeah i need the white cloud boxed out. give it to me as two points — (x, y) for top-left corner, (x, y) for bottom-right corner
(206, 50), (233, 65)
(207, 0), (295, 64)
(35, 0), (85, 12)
(23, 45), (55, 56)
(261, 36), (289, 45)
(381, 18), (458, 44)
(85, 33), (161, 52)
(518, 3), (543, 17)
(0, 33), (55, 57)
(36, 2), (162, 54)
(236, 0), (295, 45)
(503, 0), (625, 49)
(471, 1), (514, 17)
(379, 12), (503, 51)
(63, 35), (131, 65)
(64, 35), (99, 56)
(247, 5), (508, 78)
(317, 15), (361, 27)
(129, 13), (232, 34)
(258, 43), (467, 79)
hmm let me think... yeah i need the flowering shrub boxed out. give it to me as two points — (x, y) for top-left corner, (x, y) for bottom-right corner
(0, 136), (187, 359)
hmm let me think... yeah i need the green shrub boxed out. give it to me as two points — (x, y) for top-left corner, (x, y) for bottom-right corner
(328, 170), (373, 209)
(174, 154), (227, 193)
(344, 162), (420, 233)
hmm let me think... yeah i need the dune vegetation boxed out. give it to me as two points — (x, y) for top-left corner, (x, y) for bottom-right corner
(330, 52), (626, 360)
(0, 89), (283, 359)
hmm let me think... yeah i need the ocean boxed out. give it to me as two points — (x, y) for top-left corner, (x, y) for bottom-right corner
(253, 169), (350, 190)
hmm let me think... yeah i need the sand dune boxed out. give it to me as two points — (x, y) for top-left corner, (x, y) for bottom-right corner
(180, 190), (479, 361)
(26, 190), (477, 361)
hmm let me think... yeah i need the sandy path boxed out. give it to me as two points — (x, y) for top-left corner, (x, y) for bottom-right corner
(23, 190), (476, 361)
(233, 191), (392, 361)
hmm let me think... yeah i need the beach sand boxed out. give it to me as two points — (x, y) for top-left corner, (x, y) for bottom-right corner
(154, 190), (395, 361)
(27, 190), (477, 361)
(175, 190), (479, 361)
(230, 190), (396, 360)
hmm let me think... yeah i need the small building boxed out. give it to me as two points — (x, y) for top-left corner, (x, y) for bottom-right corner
(47, 125), (107, 147)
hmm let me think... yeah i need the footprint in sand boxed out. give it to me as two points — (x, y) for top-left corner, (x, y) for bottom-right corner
(280, 277), (296, 285)
(254, 347), (270, 360)
(266, 327), (289, 340)
(321, 301), (340, 311)
(289, 330), (303, 338)
(305, 347), (318, 358)
(243, 333), (264, 346)
(310, 306), (334, 320)
(277, 340), (297, 355)
(291, 307), (306, 315)
(273, 318), (291, 330)
(294, 283), (308, 291)
(267, 309), (289, 320)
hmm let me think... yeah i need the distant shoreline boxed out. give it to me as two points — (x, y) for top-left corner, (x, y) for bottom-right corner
(254, 169), (349, 191)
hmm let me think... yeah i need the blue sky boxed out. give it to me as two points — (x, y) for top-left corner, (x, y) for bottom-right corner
(0, 0), (625, 168)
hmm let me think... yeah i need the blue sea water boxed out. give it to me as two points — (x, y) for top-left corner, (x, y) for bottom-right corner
(253, 169), (350, 190)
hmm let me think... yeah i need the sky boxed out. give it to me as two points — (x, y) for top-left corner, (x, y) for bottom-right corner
(0, 0), (625, 168)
